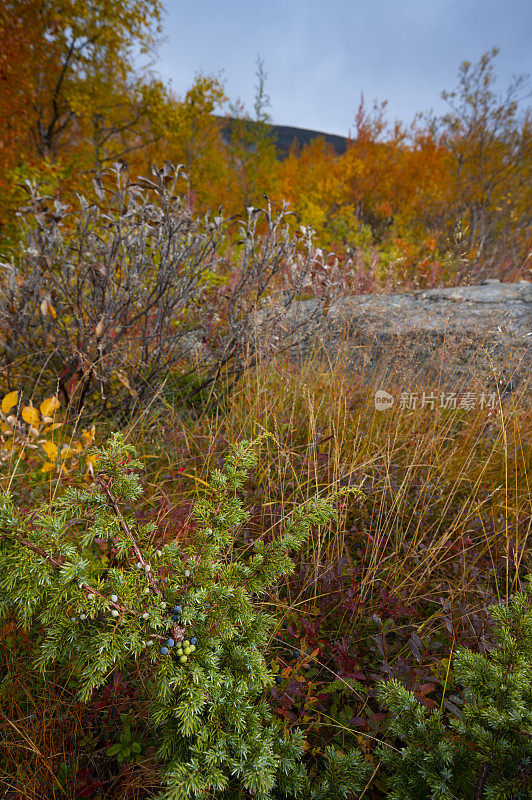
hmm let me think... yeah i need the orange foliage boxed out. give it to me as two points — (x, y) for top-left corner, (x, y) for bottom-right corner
(271, 137), (350, 241)
(0, 29), (528, 286)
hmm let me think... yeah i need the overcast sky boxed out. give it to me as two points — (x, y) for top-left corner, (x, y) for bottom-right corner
(145, 0), (532, 138)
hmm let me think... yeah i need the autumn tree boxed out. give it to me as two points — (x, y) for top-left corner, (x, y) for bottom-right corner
(23, 0), (164, 162)
(0, 0), (55, 242)
(162, 72), (231, 215)
(272, 137), (350, 245)
(429, 47), (532, 279)
(273, 94), (412, 251)
(274, 60), (531, 286)
(0, 1), (43, 156)
(0, 0), (179, 249)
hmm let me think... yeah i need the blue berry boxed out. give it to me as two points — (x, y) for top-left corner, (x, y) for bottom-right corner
(292, 650), (300, 659)
(303, 664), (311, 671)
(189, 636), (197, 646)
(282, 622), (288, 630)
(166, 638), (175, 648)
(275, 675), (282, 684)
(173, 605), (182, 614)
(160, 646), (169, 655)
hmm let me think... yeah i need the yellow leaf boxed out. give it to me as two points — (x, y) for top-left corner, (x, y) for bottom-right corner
(42, 422), (63, 433)
(22, 406), (40, 427)
(81, 426), (96, 447)
(42, 441), (59, 460)
(60, 445), (75, 459)
(40, 396), (60, 417)
(1, 391), (19, 414)
(41, 461), (56, 473)
(49, 303), (57, 320)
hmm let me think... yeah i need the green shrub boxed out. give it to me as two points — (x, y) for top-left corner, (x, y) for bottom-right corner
(377, 579), (532, 799)
(0, 431), (369, 798)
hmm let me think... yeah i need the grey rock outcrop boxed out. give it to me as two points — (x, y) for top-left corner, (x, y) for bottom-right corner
(182, 280), (531, 398)
(262, 280), (531, 394)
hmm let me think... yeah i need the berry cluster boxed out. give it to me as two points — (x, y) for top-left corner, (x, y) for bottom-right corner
(160, 637), (197, 661)
(78, 590), (201, 665)
(159, 605), (198, 663)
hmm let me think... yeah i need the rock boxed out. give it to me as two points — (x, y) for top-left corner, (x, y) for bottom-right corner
(265, 282), (531, 393)
(179, 282), (531, 397)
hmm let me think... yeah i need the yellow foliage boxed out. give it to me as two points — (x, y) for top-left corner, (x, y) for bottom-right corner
(42, 422), (62, 433)
(40, 396), (60, 417)
(60, 445), (76, 459)
(22, 405), (40, 427)
(42, 441), (59, 460)
(1, 391), (19, 414)
(81, 426), (96, 447)
(0, 390), (96, 479)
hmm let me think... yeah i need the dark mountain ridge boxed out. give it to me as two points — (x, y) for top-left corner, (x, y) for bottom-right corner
(213, 115), (350, 160)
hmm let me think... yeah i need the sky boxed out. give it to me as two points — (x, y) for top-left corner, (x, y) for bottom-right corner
(142, 0), (532, 138)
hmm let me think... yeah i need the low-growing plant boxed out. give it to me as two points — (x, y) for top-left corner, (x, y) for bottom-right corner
(0, 389), (97, 478)
(106, 709), (144, 766)
(0, 431), (369, 798)
(376, 579), (532, 799)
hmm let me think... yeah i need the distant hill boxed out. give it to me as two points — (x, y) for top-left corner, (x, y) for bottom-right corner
(213, 116), (350, 160)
